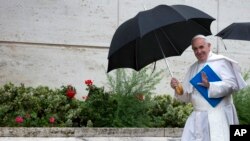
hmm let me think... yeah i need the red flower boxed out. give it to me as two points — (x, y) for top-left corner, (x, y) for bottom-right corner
(66, 85), (76, 99)
(49, 117), (55, 123)
(15, 116), (24, 123)
(84, 80), (93, 86)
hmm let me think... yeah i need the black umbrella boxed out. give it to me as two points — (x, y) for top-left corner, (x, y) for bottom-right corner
(216, 22), (250, 50)
(216, 22), (250, 41)
(107, 4), (215, 75)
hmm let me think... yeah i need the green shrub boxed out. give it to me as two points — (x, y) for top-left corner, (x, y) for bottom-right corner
(0, 66), (192, 127)
(233, 86), (250, 125)
(0, 83), (86, 127)
(111, 93), (152, 127)
(84, 85), (117, 127)
(148, 95), (193, 127)
(233, 71), (250, 125)
(106, 67), (163, 95)
(105, 67), (163, 127)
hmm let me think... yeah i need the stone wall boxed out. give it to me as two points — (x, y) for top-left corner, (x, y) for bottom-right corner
(1, 0), (250, 99)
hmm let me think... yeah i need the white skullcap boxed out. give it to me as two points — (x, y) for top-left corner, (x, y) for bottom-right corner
(191, 34), (208, 44)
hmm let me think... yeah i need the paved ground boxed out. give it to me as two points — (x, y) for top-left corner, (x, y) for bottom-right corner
(0, 137), (181, 141)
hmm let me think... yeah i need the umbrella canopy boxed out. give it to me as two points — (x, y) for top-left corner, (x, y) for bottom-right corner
(216, 22), (250, 41)
(107, 4), (215, 73)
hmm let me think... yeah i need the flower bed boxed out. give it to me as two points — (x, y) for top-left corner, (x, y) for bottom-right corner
(0, 82), (192, 127)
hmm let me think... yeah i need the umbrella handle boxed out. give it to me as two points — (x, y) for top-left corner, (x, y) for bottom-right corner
(164, 57), (184, 95)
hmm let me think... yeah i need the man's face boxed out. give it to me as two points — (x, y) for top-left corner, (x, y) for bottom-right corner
(191, 38), (211, 62)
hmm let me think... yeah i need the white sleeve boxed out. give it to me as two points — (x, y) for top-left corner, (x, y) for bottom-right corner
(174, 65), (194, 103)
(174, 92), (191, 103)
(208, 60), (239, 98)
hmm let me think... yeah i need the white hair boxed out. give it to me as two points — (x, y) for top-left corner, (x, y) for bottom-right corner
(191, 34), (208, 44)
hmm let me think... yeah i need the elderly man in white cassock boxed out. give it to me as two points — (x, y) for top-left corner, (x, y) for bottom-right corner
(170, 34), (247, 141)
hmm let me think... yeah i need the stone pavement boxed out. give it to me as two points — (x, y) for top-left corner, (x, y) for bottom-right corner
(0, 137), (181, 141)
(0, 128), (182, 141)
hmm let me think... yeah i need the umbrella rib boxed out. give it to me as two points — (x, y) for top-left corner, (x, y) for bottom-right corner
(160, 28), (180, 54)
(135, 38), (139, 70)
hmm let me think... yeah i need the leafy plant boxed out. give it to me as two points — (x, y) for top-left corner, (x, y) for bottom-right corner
(243, 70), (250, 81)
(105, 67), (163, 127)
(0, 83), (86, 127)
(148, 95), (193, 127)
(0, 71), (193, 128)
(106, 67), (163, 96)
(233, 86), (250, 125)
(84, 84), (117, 127)
(233, 70), (250, 125)
(111, 93), (152, 127)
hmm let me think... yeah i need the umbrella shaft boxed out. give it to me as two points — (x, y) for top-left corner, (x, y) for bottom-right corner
(154, 31), (173, 77)
(163, 58), (173, 77)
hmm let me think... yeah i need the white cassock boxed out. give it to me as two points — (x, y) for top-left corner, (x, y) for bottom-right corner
(176, 52), (247, 141)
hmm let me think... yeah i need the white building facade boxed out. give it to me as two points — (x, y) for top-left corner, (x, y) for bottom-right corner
(1, 0), (250, 99)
